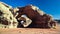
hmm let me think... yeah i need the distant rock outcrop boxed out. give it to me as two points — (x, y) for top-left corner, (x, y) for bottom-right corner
(55, 19), (60, 23)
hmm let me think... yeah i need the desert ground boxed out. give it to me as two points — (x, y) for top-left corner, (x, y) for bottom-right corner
(0, 23), (60, 34)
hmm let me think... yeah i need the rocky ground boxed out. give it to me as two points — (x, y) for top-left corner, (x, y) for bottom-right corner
(0, 23), (60, 34)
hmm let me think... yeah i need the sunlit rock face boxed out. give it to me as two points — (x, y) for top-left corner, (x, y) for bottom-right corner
(17, 15), (32, 28)
(0, 2), (18, 28)
(13, 7), (19, 17)
(30, 5), (45, 16)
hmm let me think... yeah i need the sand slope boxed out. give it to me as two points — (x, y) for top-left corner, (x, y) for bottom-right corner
(0, 24), (60, 34)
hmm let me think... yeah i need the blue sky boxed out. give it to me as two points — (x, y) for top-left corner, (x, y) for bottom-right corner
(0, 0), (60, 19)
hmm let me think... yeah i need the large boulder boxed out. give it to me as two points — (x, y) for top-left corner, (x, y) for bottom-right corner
(15, 5), (56, 28)
(0, 2), (18, 28)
